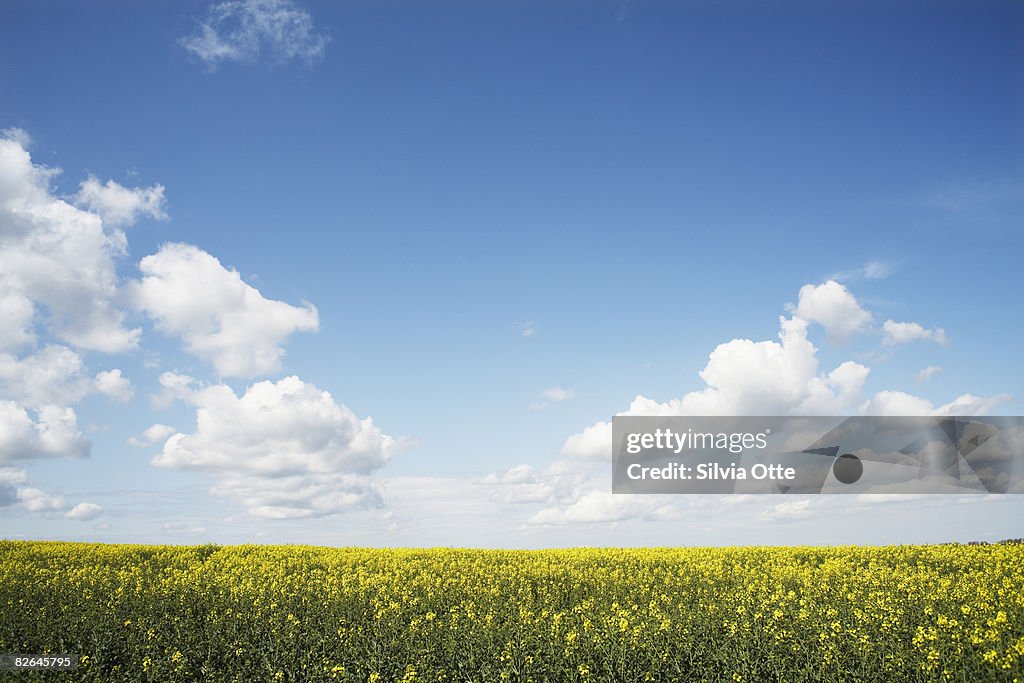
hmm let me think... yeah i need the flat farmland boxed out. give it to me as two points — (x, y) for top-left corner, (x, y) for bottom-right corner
(1, 542), (1022, 682)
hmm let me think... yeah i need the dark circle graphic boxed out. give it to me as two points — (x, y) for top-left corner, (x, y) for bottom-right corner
(833, 453), (863, 484)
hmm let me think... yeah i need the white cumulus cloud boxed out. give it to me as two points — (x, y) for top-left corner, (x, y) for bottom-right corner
(0, 130), (141, 353)
(882, 320), (949, 346)
(130, 244), (319, 377)
(673, 316), (870, 416)
(0, 346), (131, 462)
(861, 391), (1010, 417)
(0, 469), (95, 519)
(94, 369), (133, 402)
(0, 290), (35, 351)
(73, 176), (167, 228)
(791, 280), (872, 344)
(65, 502), (103, 521)
(128, 423), (177, 448)
(0, 345), (92, 408)
(0, 345), (132, 408)
(558, 317), (873, 459)
(561, 420), (614, 459)
(150, 371), (201, 409)
(0, 132), (158, 465)
(152, 375), (401, 518)
(16, 486), (67, 512)
(0, 467), (28, 485)
(509, 280), (1008, 524)
(0, 402), (89, 463)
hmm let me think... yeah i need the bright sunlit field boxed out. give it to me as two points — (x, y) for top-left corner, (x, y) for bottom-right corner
(1, 541), (1022, 682)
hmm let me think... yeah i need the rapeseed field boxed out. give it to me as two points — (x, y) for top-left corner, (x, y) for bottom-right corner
(1, 542), (1022, 682)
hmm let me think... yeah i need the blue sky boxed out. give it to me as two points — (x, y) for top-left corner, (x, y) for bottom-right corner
(1, 0), (1022, 546)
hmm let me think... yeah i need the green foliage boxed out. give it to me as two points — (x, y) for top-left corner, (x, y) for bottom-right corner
(1, 542), (1022, 682)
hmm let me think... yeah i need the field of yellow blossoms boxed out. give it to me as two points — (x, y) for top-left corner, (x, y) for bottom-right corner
(0, 541), (1022, 682)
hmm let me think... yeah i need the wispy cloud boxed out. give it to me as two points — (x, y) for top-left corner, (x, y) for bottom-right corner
(179, 0), (329, 70)
(922, 177), (1023, 220)
(828, 260), (898, 283)
(515, 321), (537, 338)
(530, 386), (575, 411)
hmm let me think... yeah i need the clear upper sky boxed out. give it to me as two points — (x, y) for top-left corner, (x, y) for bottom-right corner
(1, 0), (1022, 546)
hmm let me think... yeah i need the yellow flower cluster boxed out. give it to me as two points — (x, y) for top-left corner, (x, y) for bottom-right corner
(0, 541), (1022, 681)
